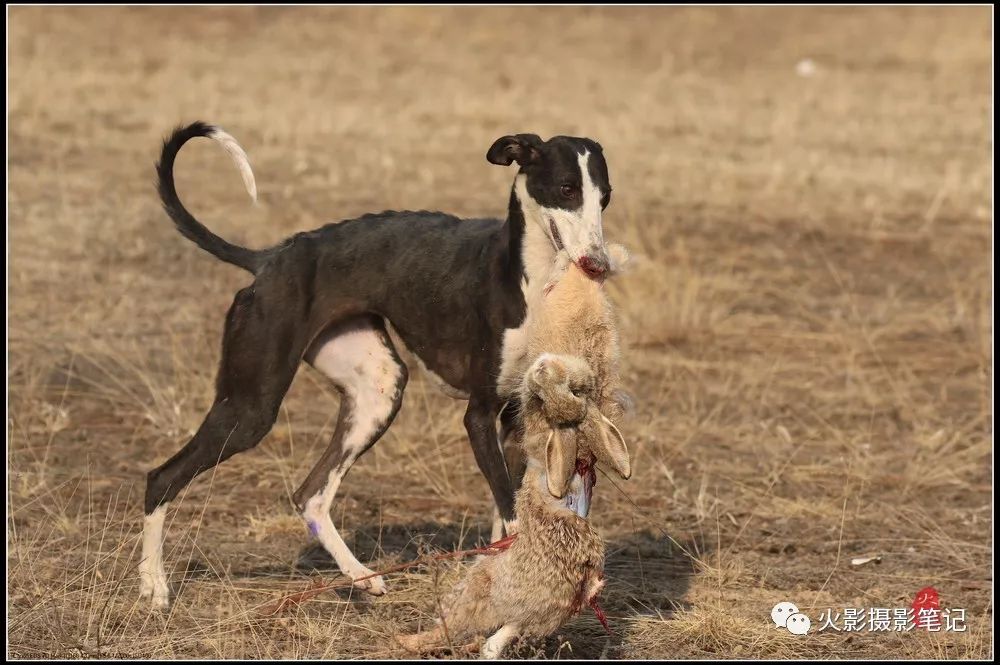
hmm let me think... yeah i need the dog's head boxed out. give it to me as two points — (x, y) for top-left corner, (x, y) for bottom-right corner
(488, 134), (612, 280)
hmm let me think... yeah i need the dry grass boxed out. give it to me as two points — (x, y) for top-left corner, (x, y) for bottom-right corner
(7, 6), (992, 659)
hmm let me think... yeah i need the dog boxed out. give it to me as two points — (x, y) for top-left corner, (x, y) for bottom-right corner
(139, 122), (614, 609)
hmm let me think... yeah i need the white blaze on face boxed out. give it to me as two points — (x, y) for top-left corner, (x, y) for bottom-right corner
(543, 151), (605, 265)
(514, 150), (606, 279)
(561, 150), (605, 261)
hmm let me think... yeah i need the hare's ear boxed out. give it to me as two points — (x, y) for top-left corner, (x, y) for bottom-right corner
(545, 428), (577, 498)
(595, 414), (631, 480)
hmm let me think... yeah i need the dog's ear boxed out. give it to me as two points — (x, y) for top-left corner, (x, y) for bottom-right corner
(487, 134), (543, 167)
(594, 413), (631, 481)
(545, 428), (577, 498)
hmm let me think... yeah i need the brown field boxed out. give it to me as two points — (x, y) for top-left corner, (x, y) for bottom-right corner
(6, 6), (993, 660)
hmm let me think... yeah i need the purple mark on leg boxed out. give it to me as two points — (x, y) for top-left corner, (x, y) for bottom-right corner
(308, 520), (320, 537)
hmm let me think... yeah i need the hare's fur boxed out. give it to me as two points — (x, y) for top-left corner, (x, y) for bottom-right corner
(399, 247), (631, 658)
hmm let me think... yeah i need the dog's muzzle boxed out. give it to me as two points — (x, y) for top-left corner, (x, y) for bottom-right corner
(577, 254), (609, 279)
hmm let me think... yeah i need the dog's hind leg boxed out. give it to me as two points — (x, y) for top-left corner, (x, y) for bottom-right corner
(141, 284), (310, 608)
(293, 315), (408, 595)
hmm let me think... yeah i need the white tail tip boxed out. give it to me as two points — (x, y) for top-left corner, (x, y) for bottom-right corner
(208, 128), (258, 203)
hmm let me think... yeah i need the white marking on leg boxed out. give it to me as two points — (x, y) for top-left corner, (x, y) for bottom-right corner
(139, 503), (170, 609)
(490, 507), (504, 543)
(481, 623), (520, 659)
(303, 321), (404, 594)
(302, 465), (388, 593)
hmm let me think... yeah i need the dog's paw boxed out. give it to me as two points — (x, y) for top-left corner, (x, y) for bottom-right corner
(353, 572), (387, 596)
(139, 583), (171, 611)
(150, 590), (172, 611)
(139, 571), (171, 610)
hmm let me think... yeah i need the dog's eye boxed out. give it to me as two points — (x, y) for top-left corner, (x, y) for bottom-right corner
(560, 184), (577, 198)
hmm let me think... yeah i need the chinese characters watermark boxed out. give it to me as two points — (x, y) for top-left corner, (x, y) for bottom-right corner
(814, 607), (967, 633)
(771, 600), (967, 636)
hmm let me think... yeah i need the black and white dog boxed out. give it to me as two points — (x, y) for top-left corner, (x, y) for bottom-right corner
(140, 122), (613, 608)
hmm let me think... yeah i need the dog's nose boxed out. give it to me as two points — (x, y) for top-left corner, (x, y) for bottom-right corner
(577, 255), (608, 279)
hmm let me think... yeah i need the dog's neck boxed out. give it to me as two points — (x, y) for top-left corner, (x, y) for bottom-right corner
(506, 174), (557, 293)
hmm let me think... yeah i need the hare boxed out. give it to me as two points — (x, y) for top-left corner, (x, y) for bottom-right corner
(499, 243), (633, 452)
(398, 248), (632, 659)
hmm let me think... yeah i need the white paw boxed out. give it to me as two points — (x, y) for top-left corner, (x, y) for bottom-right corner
(139, 572), (171, 610)
(352, 570), (387, 596)
(150, 588), (171, 611)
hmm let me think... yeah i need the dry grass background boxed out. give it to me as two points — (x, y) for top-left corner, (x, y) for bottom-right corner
(6, 6), (992, 660)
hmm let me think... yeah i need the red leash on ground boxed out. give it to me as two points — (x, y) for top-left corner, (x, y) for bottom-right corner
(258, 533), (518, 617)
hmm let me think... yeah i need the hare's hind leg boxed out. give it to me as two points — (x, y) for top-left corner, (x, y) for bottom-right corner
(397, 624), (479, 656)
(397, 624), (446, 653)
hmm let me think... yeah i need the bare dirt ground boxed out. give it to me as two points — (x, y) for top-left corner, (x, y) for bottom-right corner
(7, 6), (992, 660)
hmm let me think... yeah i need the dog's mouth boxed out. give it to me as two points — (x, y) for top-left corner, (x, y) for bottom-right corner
(548, 218), (564, 251)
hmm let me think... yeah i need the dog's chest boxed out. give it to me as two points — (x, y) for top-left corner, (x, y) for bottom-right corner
(496, 273), (552, 398)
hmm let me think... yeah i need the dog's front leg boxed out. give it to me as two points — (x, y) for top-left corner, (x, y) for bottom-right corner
(489, 401), (526, 540)
(464, 398), (516, 529)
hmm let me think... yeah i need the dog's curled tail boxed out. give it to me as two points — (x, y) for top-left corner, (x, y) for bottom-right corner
(156, 121), (265, 274)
